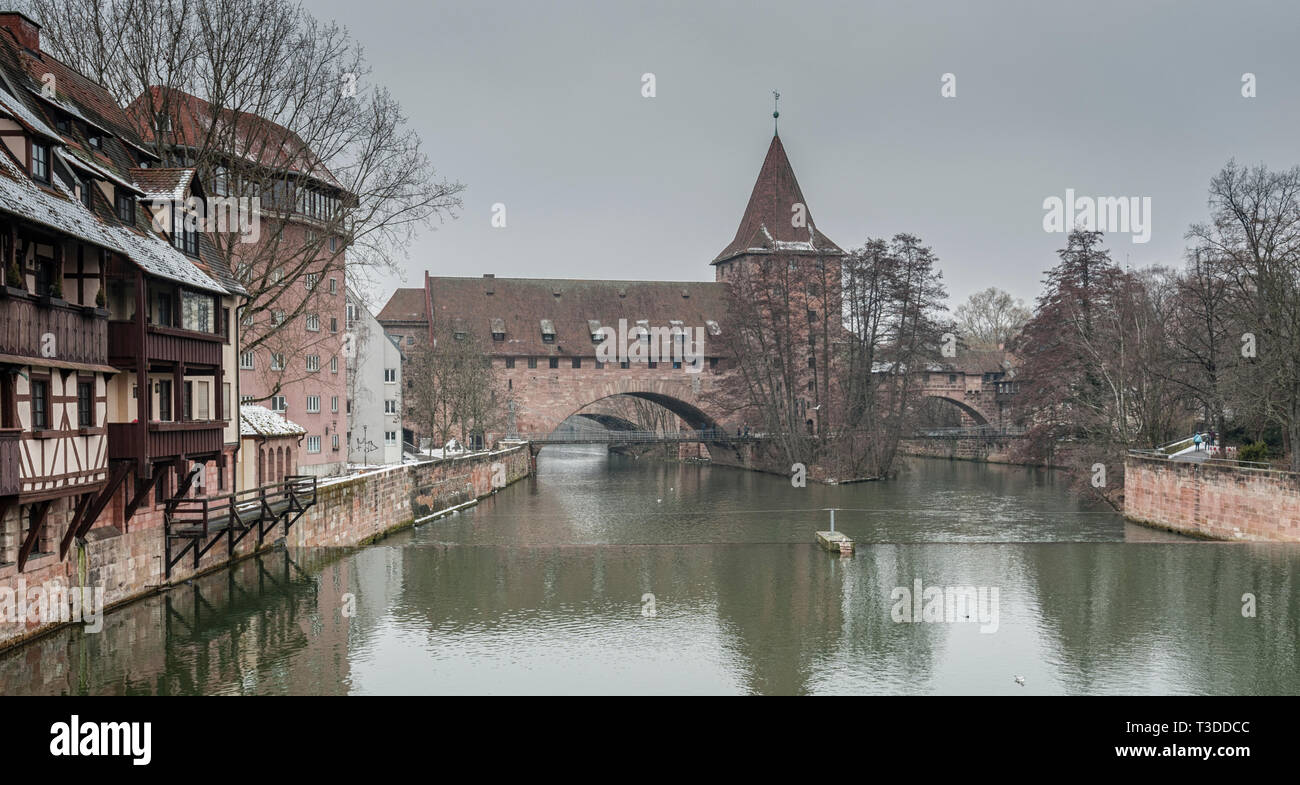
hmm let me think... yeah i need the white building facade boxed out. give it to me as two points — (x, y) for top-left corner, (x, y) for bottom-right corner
(346, 290), (403, 465)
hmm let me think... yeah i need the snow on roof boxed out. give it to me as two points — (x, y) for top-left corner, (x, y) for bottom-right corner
(0, 85), (62, 141)
(130, 167), (193, 201)
(57, 147), (143, 194)
(23, 84), (112, 139)
(240, 405), (306, 438)
(106, 225), (227, 295)
(0, 150), (123, 250)
(0, 144), (226, 296)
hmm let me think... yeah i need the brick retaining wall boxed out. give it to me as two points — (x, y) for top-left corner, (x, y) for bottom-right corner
(1123, 453), (1300, 541)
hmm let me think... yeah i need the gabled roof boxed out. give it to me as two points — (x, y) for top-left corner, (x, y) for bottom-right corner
(376, 287), (428, 324)
(131, 167), (195, 201)
(713, 134), (843, 264)
(127, 86), (347, 193)
(422, 276), (730, 356)
(240, 405), (306, 438)
(0, 83), (60, 140)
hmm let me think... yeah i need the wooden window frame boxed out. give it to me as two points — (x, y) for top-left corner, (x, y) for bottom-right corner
(30, 375), (51, 430)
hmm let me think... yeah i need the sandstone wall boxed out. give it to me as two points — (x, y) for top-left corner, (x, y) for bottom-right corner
(1124, 454), (1300, 541)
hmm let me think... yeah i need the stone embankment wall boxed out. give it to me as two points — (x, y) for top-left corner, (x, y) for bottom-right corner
(0, 445), (531, 650)
(1123, 453), (1300, 541)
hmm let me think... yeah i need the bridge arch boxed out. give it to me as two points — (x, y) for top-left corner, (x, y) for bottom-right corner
(920, 394), (991, 427)
(510, 375), (729, 441)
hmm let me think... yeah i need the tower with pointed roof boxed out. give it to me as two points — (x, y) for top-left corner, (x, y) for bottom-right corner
(712, 133), (843, 282)
(712, 131), (844, 436)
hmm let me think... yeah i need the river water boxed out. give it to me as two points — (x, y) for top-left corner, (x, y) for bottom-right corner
(3, 448), (1298, 695)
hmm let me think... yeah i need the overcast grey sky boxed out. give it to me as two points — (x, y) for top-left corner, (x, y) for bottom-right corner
(302, 0), (1300, 312)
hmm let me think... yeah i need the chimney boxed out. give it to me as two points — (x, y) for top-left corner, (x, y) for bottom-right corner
(0, 12), (41, 52)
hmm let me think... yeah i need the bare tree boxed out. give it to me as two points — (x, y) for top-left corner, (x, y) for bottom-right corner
(21, 0), (465, 402)
(954, 287), (1030, 349)
(1187, 160), (1300, 468)
(709, 253), (823, 467)
(403, 321), (505, 450)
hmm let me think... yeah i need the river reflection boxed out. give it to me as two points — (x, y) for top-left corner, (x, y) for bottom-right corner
(2, 449), (1297, 695)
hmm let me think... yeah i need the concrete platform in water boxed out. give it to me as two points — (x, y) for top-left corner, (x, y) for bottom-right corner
(815, 530), (854, 553)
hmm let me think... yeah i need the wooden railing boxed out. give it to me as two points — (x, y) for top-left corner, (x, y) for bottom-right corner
(0, 428), (19, 495)
(0, 294), (106, 365)
(165, 475), (317, 539)
(107, 321), (223, 367)
(162, 475), (317, 578)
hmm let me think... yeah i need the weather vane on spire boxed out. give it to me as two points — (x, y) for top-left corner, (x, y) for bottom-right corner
(772, 90), (780, 134)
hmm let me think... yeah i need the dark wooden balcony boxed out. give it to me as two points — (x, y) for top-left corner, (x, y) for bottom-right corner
(107, 321), (223, 368)
(107, 420), (226, 462)
(0, 294), (107, 367)
(0, 429), (19, 496)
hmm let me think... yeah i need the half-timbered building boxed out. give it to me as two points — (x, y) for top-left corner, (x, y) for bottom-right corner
(0, 11), (245, 576)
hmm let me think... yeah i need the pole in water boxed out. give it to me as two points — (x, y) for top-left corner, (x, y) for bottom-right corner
(816, 509), (852, 553)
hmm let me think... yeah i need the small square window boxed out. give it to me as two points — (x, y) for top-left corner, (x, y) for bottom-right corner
(548, 357), (559, 369)
(571, 357), (581, 369)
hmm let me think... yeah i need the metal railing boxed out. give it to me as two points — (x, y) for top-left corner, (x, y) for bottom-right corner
(1126, 448), (1287, 472)
(911, 424), (1028, 439)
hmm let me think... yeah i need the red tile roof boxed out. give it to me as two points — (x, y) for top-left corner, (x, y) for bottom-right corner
(0, 24), (151, 182)
(130, 167), (195, 201)
(713, 134), (842, 264)
(376, 287), (428, 324)
(404, 276), (730, 357)
(127, 86), (346, 193)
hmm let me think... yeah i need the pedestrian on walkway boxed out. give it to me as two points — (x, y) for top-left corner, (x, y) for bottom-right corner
(1194, 432), (1203, 451)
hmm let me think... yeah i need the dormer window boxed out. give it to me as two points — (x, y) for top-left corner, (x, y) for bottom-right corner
(540, 319), (556, 343)
(587, 319), (603, 342)
(490, 317), (505, 342)
(55, 114), (70, 133)
(88, 134), (102, 149)
(115, 187), (135, 223)
(31, 142), (50, 182)
(172, 201), (199, 256)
